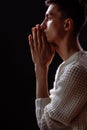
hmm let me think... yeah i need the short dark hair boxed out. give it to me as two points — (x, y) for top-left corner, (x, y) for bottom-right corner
(45, 0), (87, 36)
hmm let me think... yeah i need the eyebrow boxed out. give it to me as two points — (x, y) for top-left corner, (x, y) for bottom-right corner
(45, 12), (54, 18)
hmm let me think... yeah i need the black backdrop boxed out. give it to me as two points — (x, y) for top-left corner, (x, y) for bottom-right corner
(0, 0), (87, 129)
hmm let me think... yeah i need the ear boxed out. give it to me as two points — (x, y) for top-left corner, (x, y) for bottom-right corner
(64, 18), (74, 31)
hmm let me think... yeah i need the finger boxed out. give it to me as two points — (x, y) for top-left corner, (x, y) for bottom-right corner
(41, 29), (47, 49)
(36, 24), (42, 49)
(32, 27), (37, 50)
(28, 34), (34, 50)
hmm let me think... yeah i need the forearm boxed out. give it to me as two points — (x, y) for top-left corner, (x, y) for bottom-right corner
(35, 64), (49, 99)
(28, 24), (55, 99)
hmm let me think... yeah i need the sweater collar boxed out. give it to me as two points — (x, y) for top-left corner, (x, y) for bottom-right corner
(61, 50), (83, 66)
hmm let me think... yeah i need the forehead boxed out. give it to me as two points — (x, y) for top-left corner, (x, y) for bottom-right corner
(45, 4), (60, 15)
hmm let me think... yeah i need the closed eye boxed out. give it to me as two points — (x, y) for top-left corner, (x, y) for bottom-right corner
(45, 14), (52, 21)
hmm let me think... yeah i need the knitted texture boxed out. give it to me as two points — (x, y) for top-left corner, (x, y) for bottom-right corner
(35, 51), (87, 130)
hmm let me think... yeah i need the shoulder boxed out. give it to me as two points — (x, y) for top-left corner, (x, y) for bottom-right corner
(66, 51), (87, 73)
(55, 51), (87, 82)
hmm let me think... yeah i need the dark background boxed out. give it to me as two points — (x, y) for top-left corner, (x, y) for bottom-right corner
(0, 0), (87, 129)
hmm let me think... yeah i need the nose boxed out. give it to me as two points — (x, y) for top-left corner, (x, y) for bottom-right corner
(41, 19), (46, 29)
(41, 21), (44, 26)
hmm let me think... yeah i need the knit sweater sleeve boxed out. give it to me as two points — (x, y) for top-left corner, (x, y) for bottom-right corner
(35, 63), (87, 130)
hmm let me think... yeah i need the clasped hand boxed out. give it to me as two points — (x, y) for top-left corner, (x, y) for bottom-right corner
(28, 24), (55, 68)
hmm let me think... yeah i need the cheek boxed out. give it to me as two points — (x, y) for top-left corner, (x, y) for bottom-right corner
(47, 23), (59, 39)
(46, 21), (65, 42)
(48, 21), (61, 34)
(52, 22), (65, 39)
(46, 30), (58, 43)
(47, 21), (57, 34)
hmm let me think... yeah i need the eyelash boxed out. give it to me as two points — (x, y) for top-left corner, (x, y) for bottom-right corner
(46, 16), (51, 21)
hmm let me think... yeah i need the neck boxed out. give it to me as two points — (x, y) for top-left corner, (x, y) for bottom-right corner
(55, 35), (83, 61)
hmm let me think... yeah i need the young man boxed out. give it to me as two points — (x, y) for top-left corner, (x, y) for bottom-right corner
(28, 0), (87, 130)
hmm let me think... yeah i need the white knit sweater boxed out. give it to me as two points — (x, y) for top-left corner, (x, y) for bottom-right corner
(35, 51), (87, 130)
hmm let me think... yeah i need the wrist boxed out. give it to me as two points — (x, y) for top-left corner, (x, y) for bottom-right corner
(34, 64), (48, 79)
(35, 64), (48, 73)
